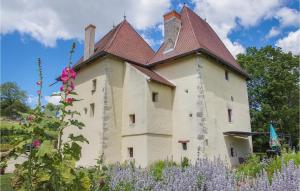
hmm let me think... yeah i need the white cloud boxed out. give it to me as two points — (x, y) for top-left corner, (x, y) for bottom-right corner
(275, 7), (300, 27)
(192, 0), (281, 56)
(1, 0), (171, 47)
(266, 27), (280, 38)
(45, 94), (61, 105)
(275, 29), (300, 55)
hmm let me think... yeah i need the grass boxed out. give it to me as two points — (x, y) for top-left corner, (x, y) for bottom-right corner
(0, 173), (13, 191)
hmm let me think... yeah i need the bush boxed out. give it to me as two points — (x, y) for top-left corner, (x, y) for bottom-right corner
(149, 160), (177, 181)
(0, 144), (13, 152)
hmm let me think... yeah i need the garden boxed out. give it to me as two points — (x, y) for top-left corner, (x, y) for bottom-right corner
(0, 44), (299, 191)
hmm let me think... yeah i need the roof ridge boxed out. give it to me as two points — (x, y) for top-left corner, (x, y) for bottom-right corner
(182, 6), (201, 49)
(104, 20), (126, 51)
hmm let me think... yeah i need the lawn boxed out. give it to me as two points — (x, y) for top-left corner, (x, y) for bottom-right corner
(0, 173), (13, 191)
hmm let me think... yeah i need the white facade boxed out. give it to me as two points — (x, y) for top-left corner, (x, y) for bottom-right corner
(64, 52), (252, 168)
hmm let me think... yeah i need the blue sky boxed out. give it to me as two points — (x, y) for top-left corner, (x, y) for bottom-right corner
(1, 0), (299, 107)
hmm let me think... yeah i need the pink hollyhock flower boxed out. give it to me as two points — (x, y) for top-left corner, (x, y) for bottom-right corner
(27, 115), (34, 122)
(37, 90), (41, 95)
(60, 85), (64, 92)
(36, 81), (41, 86)
(65, 98), (73, 104)
(32, 139), (41, 149)
(70, 81), (75, 90)
(60, 67), (76, 83)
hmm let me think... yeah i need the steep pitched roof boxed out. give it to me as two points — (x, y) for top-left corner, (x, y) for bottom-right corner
(130, 64), (175, 87)
(74, 20), (154, 69)
(148, 6), (247, 77)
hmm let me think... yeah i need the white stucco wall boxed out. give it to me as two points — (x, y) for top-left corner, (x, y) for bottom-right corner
(153, 54), (252, 166)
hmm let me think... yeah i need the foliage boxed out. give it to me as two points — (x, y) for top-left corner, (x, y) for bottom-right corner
(181, 156), (189, 168)
(44, 103), (60, 117)
(0, 82), (29, 119)
(237, 46), (300, 152)
(149, 160), (177, 181)
(0, 160), (8, 169)
(0, 173), (13, 191)
(10, 43), (90, 191)
(236, 151), (300, 178)
(0, 144), (13, 152)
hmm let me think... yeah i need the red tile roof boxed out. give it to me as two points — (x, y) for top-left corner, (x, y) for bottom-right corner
(74, 20), (154, 68)
(148, 6), (248, 77)
(130, 64), (175, 87)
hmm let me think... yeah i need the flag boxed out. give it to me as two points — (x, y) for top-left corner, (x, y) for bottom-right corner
(269, 124), (280, 148)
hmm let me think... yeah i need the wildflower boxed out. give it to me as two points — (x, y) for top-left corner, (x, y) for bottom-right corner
(61, 67), (76, 83)
(65, 98), (73, 104)
(36, 81), (41, 85)
(60, 85), (65, 92)
(27, 115), (34, 122)
(32, 139), (41, 149)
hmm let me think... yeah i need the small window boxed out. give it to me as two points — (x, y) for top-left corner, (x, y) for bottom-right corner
(228, 109), (232, 123)
(185, 89), (189, 93)
(90, 103), (95, 117)
(84, 107), (87, 114)
(92, 79), (97, 93)
(230, 147), (234, 157)
(225, 70), (229, 80)
(231, 96), (234, 101)
(189, 113), (193, 117)
(152, 92), (158, 102)
(182, 143), (187, 150)
(129, 114), (135, 125)
(128, 147), (133, 158)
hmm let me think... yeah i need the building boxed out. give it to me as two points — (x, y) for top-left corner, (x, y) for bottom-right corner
(64, 6), (252, 168)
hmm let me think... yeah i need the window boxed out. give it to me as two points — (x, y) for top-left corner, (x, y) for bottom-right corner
(84, 107), (88, 115)
(230, 147), (234, 157)
(92, 79), (97, 93)
(228, 109), (232, 123)
(185, 89), (189, 93)
(129, 114), (135, 125)
(182, 143), (187, 150)
(189, 113), (193, 117)
(225, 70), (229, 80)
(128, 147), (133, 158)
(231, 96), (234, 101)
(90, 103), (95, 117)
(152, 92), (158, 102)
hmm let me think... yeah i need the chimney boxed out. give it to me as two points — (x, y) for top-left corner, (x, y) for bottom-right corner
(163, 11), (181, 53)
(84, 24), (96, 60)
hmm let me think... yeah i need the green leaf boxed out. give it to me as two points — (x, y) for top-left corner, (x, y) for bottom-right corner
(69, 119), (85, 129)
(36, 140), (55, 158)
(69, 134), (88, 143)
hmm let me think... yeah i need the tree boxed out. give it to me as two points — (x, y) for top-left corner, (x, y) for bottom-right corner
(44, 103), (60, 117)
(237, 46), (299, 152)
(0, 82), (29, 119)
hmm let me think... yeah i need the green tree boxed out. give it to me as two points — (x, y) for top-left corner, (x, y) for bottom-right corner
(0, 82), (29, 119)
(44, 103), (60, 117)
(237, 46), (299, 152)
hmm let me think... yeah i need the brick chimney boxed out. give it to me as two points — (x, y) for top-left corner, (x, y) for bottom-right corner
(163, 11), (181, 53)
(84, 24), (96, 61)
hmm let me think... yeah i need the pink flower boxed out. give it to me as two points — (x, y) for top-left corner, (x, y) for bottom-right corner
(60, 85), (64, 92)
(32, 139), (41, 149)
(70, 81), (75, 90)
(65, 98), (73, 104)
(36, 81), (41, 86)
(60, 67), (76, 83)
(27, 115), (34, 122)
(37, 90), (41, 95)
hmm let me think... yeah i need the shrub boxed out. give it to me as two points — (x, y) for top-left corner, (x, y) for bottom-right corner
(149, 160), (177, 181)
(0, 144), (13, 152)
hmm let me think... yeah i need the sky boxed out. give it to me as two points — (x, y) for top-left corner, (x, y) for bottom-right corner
(1, 0), (299, 107)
